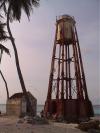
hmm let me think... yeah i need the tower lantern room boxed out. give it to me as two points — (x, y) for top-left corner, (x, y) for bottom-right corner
(44, 15), (94, 122)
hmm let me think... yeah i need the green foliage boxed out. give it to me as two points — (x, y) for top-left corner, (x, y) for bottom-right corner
(0, 43), (10, 55)
(0, 15), (10, 56)
(0, 0), (40, 22)
(0, 20), (7, 41)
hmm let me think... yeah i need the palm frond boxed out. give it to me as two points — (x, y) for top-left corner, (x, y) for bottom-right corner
(0, 20), (8, 41)
(31, 0), (40, 7)
(0, 43), (10, 55)
(0, 0), (40, 21)
(0, 14), (3, 18)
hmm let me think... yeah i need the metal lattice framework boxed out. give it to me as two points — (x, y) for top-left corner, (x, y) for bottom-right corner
(44, 15), (94, 122)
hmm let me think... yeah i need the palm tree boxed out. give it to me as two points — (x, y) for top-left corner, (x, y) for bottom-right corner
(0, 0), (40, 114)
(0, 44), (10, 99)
(0, 19), (10, 99)
(0, 70), (9, 99)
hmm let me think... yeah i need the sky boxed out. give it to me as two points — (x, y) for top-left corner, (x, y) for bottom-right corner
(0, 0), (99, 105)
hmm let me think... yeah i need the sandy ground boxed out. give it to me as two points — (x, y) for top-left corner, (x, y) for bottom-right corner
(0, 116), (87, 133)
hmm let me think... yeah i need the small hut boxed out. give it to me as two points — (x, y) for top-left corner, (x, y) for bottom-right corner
(6, 91), (37, 117)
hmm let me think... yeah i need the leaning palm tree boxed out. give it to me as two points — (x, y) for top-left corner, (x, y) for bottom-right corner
(0, 0), (40, 114)
(0, 44), (10, 99)
(0, 70), (9, 99)
(0, 19), (10, 99)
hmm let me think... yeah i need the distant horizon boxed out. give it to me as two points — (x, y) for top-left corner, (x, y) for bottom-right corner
(0, 103), (100, 106)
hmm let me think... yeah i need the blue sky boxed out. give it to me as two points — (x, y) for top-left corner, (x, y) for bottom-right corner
(0, 0), (99, 104)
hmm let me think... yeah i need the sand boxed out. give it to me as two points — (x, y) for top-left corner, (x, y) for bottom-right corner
(0, 115), (87, 133)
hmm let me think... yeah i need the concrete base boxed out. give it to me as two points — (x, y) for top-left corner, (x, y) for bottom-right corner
(44, 99), (94, 122)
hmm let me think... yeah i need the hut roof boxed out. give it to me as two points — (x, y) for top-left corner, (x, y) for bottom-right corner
(9, 92), (36, 100)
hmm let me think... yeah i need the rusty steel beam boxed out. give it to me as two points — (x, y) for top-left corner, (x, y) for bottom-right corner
(44, 15), (94, 122)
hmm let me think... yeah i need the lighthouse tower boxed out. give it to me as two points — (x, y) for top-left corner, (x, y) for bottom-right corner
(44, 15), (94, 122)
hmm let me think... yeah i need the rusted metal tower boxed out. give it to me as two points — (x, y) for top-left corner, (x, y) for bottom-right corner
(44, 15), (94, 122)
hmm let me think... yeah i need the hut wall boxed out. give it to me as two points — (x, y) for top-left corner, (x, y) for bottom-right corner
(6, 92), (37, 117)
(28, 93), (37, 116)
(6, 98), (22, 116)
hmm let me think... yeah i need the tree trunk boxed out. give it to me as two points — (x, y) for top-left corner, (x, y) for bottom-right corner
(7, 5), (33, 114)
(0, 50), (9, 99)
(0, 70), (9, 99)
